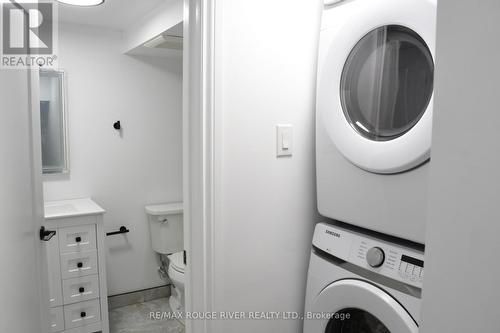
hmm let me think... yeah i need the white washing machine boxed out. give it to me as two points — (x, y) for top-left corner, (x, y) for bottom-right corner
(316, 0), (436, 243)
(304, 222), (424, 332)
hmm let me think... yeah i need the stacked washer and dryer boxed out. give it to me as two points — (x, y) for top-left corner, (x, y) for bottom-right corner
(304, 0), (436, 331)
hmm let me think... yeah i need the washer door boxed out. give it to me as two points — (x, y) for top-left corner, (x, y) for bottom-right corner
(317, 0), (436, 173)
(309, 279), (418, 332)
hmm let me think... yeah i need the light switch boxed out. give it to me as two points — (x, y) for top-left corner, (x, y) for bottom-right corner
(276, 125), (293, 157)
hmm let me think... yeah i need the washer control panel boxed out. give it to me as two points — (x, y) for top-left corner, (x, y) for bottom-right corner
(312, 223), (424, 288)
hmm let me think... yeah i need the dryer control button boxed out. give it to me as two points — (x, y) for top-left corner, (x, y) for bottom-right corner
(366, 247), (385, 268)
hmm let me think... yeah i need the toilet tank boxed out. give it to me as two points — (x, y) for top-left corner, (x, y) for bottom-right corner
(145, 202), (183, 255)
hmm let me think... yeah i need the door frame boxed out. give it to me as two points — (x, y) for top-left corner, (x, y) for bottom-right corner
(25, 0), (220, 330)
(22, 0), (51, 328)
(8, 1), (54, 330)
(183, 0), (218, 332)
(29, 65), (51, 333)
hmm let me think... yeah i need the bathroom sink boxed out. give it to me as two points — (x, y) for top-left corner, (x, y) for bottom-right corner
(44, 203), (77, 217)
(44, 198), (106, 219)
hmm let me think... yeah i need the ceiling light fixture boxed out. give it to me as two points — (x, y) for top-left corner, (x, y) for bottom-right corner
(57, 0), (105, 7)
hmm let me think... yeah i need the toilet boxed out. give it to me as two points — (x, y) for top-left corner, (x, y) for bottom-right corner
(145, 202), (185, 318)
(166, 251), (185, 313)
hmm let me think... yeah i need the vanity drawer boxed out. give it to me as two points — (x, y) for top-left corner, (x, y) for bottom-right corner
(60, 250), (98, 279)
(62, 275), (100, 305)
(63, 299), (101, 330)
(49, 306), (64, 332)
(59, 224), (96, 253)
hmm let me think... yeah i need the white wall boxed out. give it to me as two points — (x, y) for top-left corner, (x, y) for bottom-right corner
(421, 0), (500, 331)
(212, 1), (322, 332)
(43, 23), (183, 296)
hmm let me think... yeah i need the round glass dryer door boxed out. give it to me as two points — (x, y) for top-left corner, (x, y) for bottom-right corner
(316, 0), (437, 174)
(307, 279), (418, 333)
(340, 25), (434, 142)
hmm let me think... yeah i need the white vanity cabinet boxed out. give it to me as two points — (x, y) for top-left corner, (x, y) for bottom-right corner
(43, 198), (109, 333)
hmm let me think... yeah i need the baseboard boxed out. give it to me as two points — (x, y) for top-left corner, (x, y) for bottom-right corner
(108, 285), (171, 310)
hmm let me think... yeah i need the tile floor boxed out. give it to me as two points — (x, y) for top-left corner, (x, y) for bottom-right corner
(109, 297), (184, 333)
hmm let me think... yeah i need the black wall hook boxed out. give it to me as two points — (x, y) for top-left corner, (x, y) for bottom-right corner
(113, 121), (121, 130)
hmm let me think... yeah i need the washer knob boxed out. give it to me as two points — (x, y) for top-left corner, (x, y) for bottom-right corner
(366, 247), (385, 268)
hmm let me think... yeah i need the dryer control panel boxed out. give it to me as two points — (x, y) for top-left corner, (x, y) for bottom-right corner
(312, 223), (424, 288)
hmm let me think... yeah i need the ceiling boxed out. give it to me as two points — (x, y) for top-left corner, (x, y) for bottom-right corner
(57, 0), (171, 30)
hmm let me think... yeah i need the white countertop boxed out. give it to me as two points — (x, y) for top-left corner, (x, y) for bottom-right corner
(44, 198), (106, 220)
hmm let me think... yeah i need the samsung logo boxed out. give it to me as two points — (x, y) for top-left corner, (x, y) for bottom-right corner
(325, 230), (341, 238)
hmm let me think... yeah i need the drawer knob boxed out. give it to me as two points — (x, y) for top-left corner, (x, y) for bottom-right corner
(75, 236), (82, 243)
(77, 262), (83, 268)
(79, 287), (85, 293)
(80, 312), (86, 318)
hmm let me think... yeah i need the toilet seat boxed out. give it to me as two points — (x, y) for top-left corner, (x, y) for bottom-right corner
(168, 251), (185, 274)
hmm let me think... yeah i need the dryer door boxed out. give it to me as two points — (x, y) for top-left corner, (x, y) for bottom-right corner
(317, 0), (436, 173)
(340, 25), (434, 143)
(307, 279), (418, 332)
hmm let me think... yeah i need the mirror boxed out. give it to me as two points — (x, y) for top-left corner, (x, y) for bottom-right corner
(39, 69), (69, 174)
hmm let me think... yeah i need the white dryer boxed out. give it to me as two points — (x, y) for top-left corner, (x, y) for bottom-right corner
(304, 222), (424, 332)
(316, 0), (436, 243)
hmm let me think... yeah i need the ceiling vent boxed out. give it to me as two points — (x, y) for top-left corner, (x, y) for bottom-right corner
(143, 34), (183, 50)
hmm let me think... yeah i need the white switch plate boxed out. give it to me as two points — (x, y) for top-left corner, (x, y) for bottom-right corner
(276, 125), (293, 157)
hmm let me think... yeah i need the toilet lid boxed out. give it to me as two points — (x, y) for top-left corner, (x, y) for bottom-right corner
(168, 251), (185, 273)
